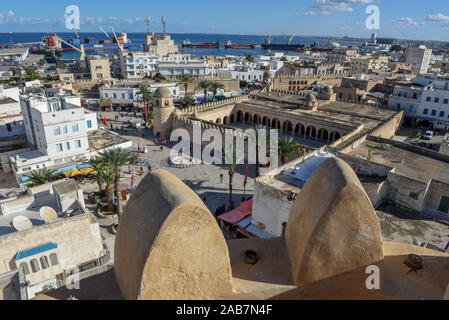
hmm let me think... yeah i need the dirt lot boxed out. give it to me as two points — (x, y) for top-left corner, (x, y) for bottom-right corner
(377, 203), (449, 250)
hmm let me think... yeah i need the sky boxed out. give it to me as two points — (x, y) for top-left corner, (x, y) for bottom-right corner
(0, 0), (448, 41)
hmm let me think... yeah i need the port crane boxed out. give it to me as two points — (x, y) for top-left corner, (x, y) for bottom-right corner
(111, 28), (124, 53)
(264, 35), (273, 45)
(54, 35), (86, 61)
(282, 33), (296, 45)
(98, 25), (110, 38)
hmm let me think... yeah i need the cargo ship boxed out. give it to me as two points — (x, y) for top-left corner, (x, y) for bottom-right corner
(182, 39), (219, 49)
(224, 41), (256, 49)
(60, 32), (132, 51)
(261, 34), (304, 51)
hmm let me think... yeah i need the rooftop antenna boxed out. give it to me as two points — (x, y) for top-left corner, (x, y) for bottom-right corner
(145, 16), (150, 35)
(162, 17), (167, 35)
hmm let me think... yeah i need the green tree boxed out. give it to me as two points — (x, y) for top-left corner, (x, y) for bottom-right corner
(197, 80), (211, 103)
(98, 148), (138, 219)
(278, 136), (300, 165)
(87, 157), (116, 211)
(137, 84), (153, 122)
(245, 54), (254, 63)
(182, 96), (196, 108)
(25, 168), (59, 187)
(152, 72), (166, 82)
(209, 81), (225, 100)
(240, 80), (249, 89)
(179, 74), (195, 96)
(38, 59), (45, 66)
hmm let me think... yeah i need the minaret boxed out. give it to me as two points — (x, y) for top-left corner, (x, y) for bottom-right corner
(152, 87), (175, 137)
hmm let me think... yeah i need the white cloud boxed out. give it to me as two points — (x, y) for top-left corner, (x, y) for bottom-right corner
(298, 11), (331, 16)
(425, 13), (449, 22)
(7, 10), (14, 17)
(396, 17), (426, 28)
(308, 0), (374, 15)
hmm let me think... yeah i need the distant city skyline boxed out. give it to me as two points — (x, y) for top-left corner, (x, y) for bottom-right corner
(0, 0), (448, 41)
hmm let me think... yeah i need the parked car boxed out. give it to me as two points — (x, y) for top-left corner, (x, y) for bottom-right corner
(423, 131), (434, 140)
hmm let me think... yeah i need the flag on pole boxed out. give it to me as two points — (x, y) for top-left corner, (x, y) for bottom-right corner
(102, 118), (109, 127)
(268, 160), (271, 171)
(144, 106), (148, 121)
(137, 145), (140, 156)
(244, 167), (248, 188)
(131, 172), (135, 187)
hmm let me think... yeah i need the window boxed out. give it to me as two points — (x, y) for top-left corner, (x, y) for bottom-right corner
(408, 106), (414, 113)
(75, 140), (81, 148)
(409, 192), (420, 200)
(435, 98), (440, 103)
(441, 111), (445, 118)
(19, 262), (30, 275)
(426, 97), (431, 102)
(113, 93), (117, 99)
(423, 108), (428, 115)
(30, 259), (40, 273)
(104, 93), (108, 98)
(66, 142), (70, 150)
(53, 127), (61, 135)
(56, 144), (63, 152)
(87, 120), (92, 129)
(72, 124), (79, 132)
(40, 256), (49, 270)
(129, 93), (133, 100)
(49, 253), (58, 266)
(62, 126), (68, 134)
(445, 99), (449, 104)
(122, 93), (125, 100)
(431, 110), (437, 116)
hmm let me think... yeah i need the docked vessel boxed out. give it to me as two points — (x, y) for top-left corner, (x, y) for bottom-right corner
(60, 32), (132, 51)
(261, 34), (304, 51)
(224, 40), (256, 49)
(182, 39), (219, 48)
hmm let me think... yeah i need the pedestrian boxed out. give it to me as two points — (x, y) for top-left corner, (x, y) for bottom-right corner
(140, 167), (144, 177)
(147, 162), (152, 172)
(160, 146), (163, 152)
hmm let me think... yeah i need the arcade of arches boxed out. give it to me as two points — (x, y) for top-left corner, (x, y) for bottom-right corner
(213, 110), (342, 144)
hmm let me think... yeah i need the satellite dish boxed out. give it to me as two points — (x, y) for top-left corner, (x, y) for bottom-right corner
(12, 216), (33, 231)
(39, 206), (58, 224)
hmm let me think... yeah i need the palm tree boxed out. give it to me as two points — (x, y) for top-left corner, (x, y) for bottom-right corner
(197, 80), (211, 103)
(227, 148), (237, 210)
(137, 84), (153, 122)
(98, 148), (137, 219)
(25, 168), (58, 187)
(179, 74), (195, 96)
(87, 157), (116, 211)
(209, 81), (225, 101)
(278, 137), (299, 165)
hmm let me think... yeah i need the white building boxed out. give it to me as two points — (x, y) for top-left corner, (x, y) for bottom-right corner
(406, 45), (432, 75)
(0, 48), (29, 64)
(99, 82), (180, 106)
(217, 67), (265, 82)
(0, 85), (25, 138)
(0, 179), (108, 300)
(157, 60), (209, 77)
(417, 80), (449, 129)
(387, 85), (423, 120)
(119, 51), (207, 79)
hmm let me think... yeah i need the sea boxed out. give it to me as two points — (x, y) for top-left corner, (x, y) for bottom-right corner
(0, 32), (364, 60)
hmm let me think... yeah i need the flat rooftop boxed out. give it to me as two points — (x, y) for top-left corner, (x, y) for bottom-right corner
(258, 152), (335, 193)
(88, 129), (130, 152)
(0, 181), (85, 237)
(244, 93), (397, 130)
(346, 140), (449, 183)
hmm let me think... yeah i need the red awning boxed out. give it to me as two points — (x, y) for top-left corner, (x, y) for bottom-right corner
(218, 199), (253, 224)
(136, 105), (145, 109)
